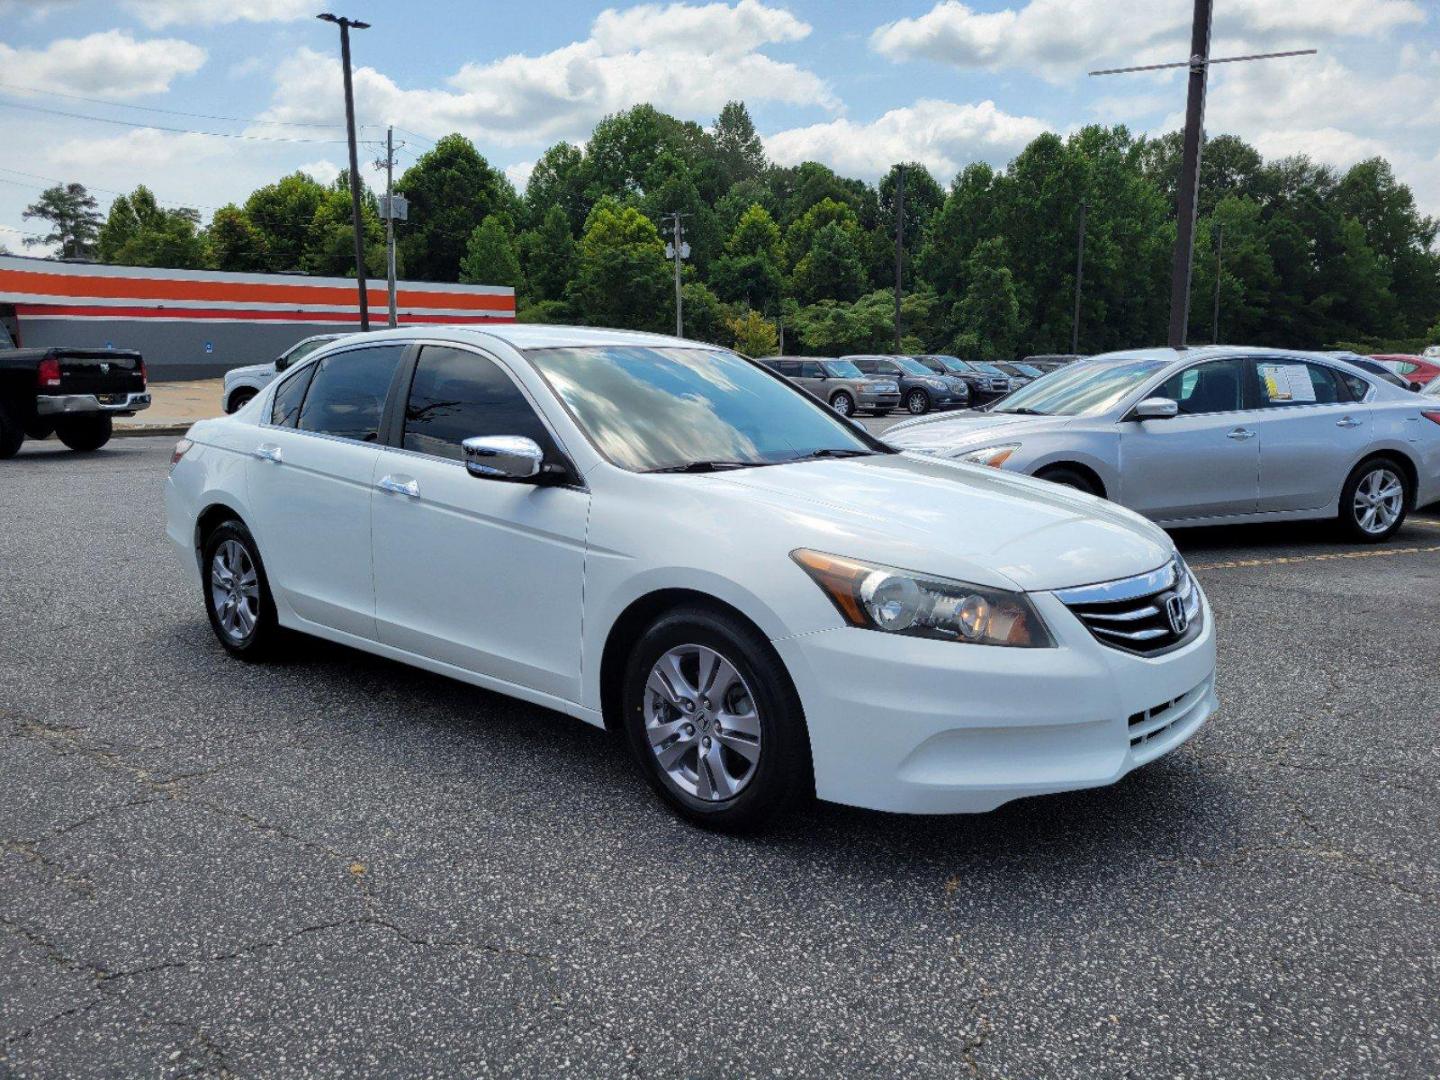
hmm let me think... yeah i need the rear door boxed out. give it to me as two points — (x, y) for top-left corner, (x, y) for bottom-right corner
(370, 343), (589, 701)
(1251, 358), (1369, 512)
(795, 359), (828, 400)
(1118, 356), (1261, 520)
(245, 342), (408, 639)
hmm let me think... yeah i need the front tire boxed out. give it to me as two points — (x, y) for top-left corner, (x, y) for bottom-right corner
(0, 399), (24, 459)
(621, 606), (811, 831)
(227, 387), (258, 413)
(906, 389), (931, 415)
(1340, 458), (1409, 542)
(829, 391), (855, 417)
(201, 520), (282, 660)
(1036, 465), (1100, 497)
(55, 415), (112, 452)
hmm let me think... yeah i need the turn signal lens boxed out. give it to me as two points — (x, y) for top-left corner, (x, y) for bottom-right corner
(790, 549), (1054, 647)
(170, 438), (193, 469)
(958, 443), (1019, 469)
(36, 357), (61, 388)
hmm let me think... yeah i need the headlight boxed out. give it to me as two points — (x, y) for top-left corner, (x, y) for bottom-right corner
(926, 379), (946, 389)
(957, 443), (1020, 468)
(791, 549), (1054, 647)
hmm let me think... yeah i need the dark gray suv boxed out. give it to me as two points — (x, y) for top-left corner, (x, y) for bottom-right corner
(849, 355), (970, 414)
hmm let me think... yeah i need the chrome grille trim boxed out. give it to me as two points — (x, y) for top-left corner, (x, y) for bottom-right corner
(1057, 558), (1202, 657)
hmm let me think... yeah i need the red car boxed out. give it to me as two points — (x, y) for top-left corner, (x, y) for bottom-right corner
(1370, 354), (1440, 390)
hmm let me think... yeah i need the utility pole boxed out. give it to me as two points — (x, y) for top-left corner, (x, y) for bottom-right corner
(318, 12), (371, 332)
(666, 211), (689, 338)
(1071, 198), (1087, 355)
(1090, 3), (1314, 348)
(893, 165), (905, 352)
(1211, 221), (1223, 345)
(374, 126), (401, 327)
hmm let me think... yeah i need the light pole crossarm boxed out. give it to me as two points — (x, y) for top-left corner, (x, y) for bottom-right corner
(1089, 48), (1315, 76)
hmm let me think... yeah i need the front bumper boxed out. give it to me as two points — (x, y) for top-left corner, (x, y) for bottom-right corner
(36, 391), (151, 417)
(772, 586), (1217, 814)
(858, 392), (902, 409)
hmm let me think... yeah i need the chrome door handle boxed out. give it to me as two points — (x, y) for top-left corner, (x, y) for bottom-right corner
(1226, 428), (1256, 441)
(252, 443), (282, 463)
(377, 475), (420, 498)
(1336, 416), (1362, 428)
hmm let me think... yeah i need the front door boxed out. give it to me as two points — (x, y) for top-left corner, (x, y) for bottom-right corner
(371, 344), (589, 701)
(245, 343), (408, 638)
(1118, 356), (1261, 521)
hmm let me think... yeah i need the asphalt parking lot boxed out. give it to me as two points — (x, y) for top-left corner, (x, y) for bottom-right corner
(3, 434), (1438, 1078)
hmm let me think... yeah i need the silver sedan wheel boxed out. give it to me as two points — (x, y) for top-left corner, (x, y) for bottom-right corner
(643, 644), (761, 802)
(210, 539), (260, 642)
(1353, 467), (1404, 535)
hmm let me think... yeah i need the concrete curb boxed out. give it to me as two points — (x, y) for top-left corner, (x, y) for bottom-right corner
(114, 424), (192, 438)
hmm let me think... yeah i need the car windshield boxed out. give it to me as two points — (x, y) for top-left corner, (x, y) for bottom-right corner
(991, 358), (1169, 417)
(1423, 378), (1440, 397)
(1011, 363), (1043, 377)
(526, 345), (882, 472)
(895, 357), (934, 376)
(929, 356), (971, 373)
(822, 359), (863, 378)
(970, 362), (1008, 377)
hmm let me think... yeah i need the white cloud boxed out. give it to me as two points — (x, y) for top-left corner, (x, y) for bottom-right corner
(0, 29), (205, 98)
(296, 159), (342, 186)
(765, 99), (1051, 182)
(124, 0), (313, 28)
(871, 0), (1426, 80)
(255, 2), (835, 147)
(504, 160), (536, 191)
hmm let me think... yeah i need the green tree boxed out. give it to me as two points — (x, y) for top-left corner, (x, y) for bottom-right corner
(952, 238), (1020, 358)
(639, 150), (720, 274)
(243, 172), (327, 272)
(583, 104), (712, 204)
(790, 221), (867, 304)
(569, 199), (670, 331)
(710, 203), (783, 310)
(206, 204), (270, 271)
(711, 101), (766, 189)
(460, 215), (523, 293)
(397, 134), (515, 281)
(517, 205), (577, 302)
(681, 280), (730, 344)
(23, 183), (102, 258)
(726, 308), (779, 355)
(97, 186), (206, 268)
(782, 197), (861, 271)
(524, 141), (588, 233)
(301, 175), (385, 278)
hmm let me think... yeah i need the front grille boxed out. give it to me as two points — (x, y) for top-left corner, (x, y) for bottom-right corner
(1127, 680), (1210, 751)
(1055, 558), (1203, 656)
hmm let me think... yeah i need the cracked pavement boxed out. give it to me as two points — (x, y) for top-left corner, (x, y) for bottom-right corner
(2, 434), (1438, 1077)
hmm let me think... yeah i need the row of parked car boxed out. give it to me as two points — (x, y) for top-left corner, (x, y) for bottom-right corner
(756, 354), (1086, 417)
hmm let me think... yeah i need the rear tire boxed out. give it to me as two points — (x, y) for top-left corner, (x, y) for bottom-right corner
(227, 387), (258, 413)
(621, 606), (811, 832)
(55, 415), (112, 452)
(1339, 458), (1409, 543)
(1036, 465), (1100, 496)
(906, 389), (931, 415)
(23, 419), (54, 440)
(829, 391), (854, 417)
(0, 400), (24, 459)
(201, 520), (282, 660)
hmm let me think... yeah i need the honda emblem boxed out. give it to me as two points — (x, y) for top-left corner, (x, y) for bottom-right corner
(1164, 593), (1189, 636)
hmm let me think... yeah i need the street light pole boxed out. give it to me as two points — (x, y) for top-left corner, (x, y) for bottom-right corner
(1211, 221), (1223, 345)
(1071, 199), (1087, 355)
(318, 12), (371, 332)
(893, 165), (905, 352)
(385, 125), (397, 327)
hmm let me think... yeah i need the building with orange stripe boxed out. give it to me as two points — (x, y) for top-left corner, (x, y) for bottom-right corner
(0, 255), (515, 380)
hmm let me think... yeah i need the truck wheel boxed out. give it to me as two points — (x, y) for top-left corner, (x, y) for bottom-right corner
(55, 415), (113, 452)
(0, 400), (24, 459)
(24, 419), (55, 440)
(227, 387), (257, 413)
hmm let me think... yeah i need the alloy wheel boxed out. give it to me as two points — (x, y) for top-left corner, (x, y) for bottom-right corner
(1353, 467), (1403, 535)
(907, 390), (928, 414)
(643, 644), (761, 802)
(831, 394), (853, 416)
(210, 539), (260, 642)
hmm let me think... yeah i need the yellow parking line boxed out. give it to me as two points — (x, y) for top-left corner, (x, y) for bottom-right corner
(1191, 544), (1440, 571)
(1408, 517), (1440, 531)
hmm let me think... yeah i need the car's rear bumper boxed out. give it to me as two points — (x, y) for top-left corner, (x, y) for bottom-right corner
(772, 589), (1218, 814)
(36, 391), (151, 417)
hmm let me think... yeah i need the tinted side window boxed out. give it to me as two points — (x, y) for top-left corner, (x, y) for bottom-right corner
(285, 338), (329, 365)
(853, 359), (876, 373)
(403, 345), (556, 463)
(1155, 358), (1246, 414)
(1255, 360), (1345, 407)
(1337, 370), (1369, 401)
(800, 361), (825, 378)
(270, 363), (317, 427)
(297, 344), (406, 442)
(776, 360), (800, 377)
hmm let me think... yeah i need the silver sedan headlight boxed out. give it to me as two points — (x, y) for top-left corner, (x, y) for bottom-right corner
(791, 549), (1055, 647)
(957, 443), (1020, 468)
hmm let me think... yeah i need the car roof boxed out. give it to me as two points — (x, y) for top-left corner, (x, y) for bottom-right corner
(370, 323), (702, 351)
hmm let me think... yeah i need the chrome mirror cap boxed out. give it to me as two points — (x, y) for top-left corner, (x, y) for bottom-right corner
(462, 435), (544, 481)
(1133, 396), (1179, 420)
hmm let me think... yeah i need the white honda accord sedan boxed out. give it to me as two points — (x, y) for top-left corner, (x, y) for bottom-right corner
(166, 325), (1217, 829)
(886, 346), (1440, 542)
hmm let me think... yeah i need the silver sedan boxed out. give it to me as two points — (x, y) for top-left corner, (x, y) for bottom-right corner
(885, 346), (1440, 542)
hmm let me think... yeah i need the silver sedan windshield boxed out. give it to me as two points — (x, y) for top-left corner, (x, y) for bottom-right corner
(991, 359), (1168, 417)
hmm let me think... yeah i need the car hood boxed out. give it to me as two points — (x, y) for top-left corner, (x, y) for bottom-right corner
(883, 410), (1077, 451)
(224, 361), (275, 384)
(702, 453), (1173, 593)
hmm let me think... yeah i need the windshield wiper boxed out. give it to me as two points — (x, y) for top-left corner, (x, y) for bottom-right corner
(793, 448), (877, 460)
(645, 460), (760, 474)
(994, 407), (1049, 416)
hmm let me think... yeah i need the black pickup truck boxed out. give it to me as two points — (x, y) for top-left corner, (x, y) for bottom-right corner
(0, 323), (151, 457)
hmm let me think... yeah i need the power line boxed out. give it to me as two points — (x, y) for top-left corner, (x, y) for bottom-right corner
(0, 98), (372, 146)
(0, 82), (347, 130)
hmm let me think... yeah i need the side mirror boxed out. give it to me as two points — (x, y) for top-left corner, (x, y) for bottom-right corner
(463, 435), (545, 481)
(1132, 396), (1179, 420)
(1411, 380), (1424, 393)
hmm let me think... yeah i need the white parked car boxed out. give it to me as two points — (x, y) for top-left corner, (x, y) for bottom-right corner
(222, 334), (345, 413)
(167, 326), (1216, 829)
(886, 347), (1440, 542)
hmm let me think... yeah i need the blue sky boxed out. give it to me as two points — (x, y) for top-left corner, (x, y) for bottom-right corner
(2, 0), (1436, 253)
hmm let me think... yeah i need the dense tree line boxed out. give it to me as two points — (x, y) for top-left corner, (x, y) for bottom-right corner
(19, 102), (1440, 357)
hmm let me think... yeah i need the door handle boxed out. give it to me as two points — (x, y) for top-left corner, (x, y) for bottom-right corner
(252, 443), (282, 463)
(1226, 428), (1256, 441)
(377, 475), (420, 498)
(1336, 416), (1362, 428)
